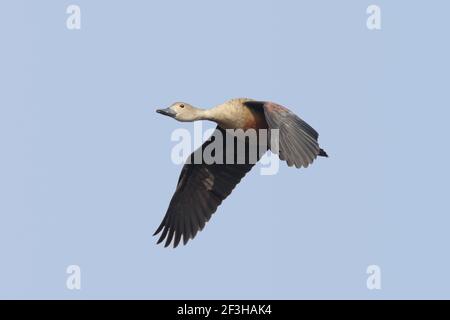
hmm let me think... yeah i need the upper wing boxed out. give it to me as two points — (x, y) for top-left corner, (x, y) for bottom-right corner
(259, 101), (327, 168)
(154, 126), (257, 248)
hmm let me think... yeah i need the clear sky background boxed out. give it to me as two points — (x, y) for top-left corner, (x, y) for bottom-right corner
(1, 0), (449, 299)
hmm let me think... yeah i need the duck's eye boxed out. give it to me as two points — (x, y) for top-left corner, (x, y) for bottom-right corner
(179, 104), (185, 108)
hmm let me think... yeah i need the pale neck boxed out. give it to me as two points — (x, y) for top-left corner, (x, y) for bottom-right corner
(192, 106), (219, 122)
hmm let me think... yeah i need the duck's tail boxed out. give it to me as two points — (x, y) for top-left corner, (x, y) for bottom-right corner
(318, 148), (328, 157)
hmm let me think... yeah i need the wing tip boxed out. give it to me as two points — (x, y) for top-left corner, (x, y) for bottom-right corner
(154, 225), (194, 248)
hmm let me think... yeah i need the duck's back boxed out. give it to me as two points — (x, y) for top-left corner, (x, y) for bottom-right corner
(215, 98), (268, 131)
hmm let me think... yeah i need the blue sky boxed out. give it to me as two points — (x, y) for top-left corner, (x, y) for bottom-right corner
(0, 0), (449, 299)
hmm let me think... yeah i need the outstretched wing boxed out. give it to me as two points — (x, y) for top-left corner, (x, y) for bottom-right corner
(246, 101), (327, 168)
(154, 126), (259, 248)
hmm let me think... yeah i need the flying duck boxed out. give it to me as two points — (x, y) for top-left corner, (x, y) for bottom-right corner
(155, 98), (327, 248)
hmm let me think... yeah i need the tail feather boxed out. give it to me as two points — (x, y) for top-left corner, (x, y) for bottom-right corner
(318, 148), (328, 157)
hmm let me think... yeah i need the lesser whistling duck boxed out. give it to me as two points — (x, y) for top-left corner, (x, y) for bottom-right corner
(155, 98), (328, 248)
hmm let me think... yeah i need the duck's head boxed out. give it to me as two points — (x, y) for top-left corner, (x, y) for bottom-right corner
(156, 102), (200, 122)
